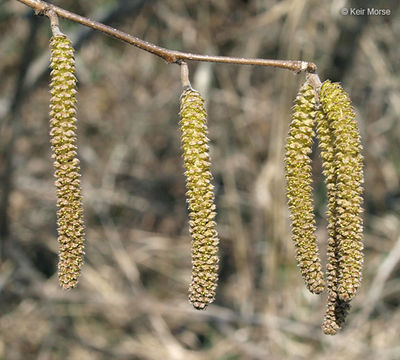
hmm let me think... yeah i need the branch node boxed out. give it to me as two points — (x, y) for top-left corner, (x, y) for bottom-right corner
(165, 52), (179, 64)
(31, 0), (47, 16)
(306, 62), (317, 73)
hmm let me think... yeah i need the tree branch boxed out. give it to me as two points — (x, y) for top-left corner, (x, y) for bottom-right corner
(15, 0), (317, 73)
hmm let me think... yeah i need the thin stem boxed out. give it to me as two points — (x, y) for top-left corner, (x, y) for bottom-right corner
(180, 62), (191, 89)
(47, 9), (62, 36)
(16, 0), (317, 73)
(306, 72), (322, 101)
(306, 72), (322, 92)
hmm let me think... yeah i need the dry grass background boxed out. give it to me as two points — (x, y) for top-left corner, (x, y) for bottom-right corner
(1, 0), (400, 359)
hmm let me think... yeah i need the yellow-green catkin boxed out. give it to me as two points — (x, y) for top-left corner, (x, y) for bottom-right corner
(49, 34), (85, 289)
(316, 109), (351, 335)
(319, 80), (364, 302)
(179, 87), (219, 310)
(284, 82), (325, 294)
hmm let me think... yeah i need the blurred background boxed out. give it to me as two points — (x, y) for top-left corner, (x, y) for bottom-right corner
(1, 0), (400, 359)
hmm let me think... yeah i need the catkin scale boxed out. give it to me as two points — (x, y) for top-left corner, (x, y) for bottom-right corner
(284, 82), (325, 294)
(49, 34), (85, 289)
(179, 87), (219, 310)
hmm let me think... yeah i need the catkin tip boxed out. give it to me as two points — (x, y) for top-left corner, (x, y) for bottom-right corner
(321, 295), (351, 335)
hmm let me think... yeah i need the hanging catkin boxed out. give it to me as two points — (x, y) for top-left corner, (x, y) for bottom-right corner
(284, 81), (325, 294)
(319, 80), (364, 303)
(49, 34), (85, 289)
(316, 80), (363, 334)
(316, 107), (351, 335)
(179, 87), (219, 310)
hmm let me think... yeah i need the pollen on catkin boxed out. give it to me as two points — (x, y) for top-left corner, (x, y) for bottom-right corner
(319, 80), (364, 302)
(284, 82), (325, 294)
(49, 34), (85, 289)
(179, 87), (219, 310)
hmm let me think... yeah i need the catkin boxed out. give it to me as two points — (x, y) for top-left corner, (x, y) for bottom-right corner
(49, 34), (85, 289)
(284, 82), (325, 294)
(317, 108), (351, 334)
(317, 80), (363, 334)
(179, 87), (219, 310)
(319, 80), (364, 302)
